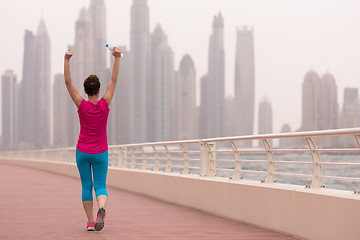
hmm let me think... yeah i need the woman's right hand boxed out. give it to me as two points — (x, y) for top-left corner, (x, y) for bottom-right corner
(64, 50), (73, 61)
(112, 47), (122, 59)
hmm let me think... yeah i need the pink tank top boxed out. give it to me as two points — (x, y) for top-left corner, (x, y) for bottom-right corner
(76, 98), (109, 154)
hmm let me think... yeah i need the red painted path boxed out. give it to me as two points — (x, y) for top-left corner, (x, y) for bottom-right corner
(0, 164), (299, 240)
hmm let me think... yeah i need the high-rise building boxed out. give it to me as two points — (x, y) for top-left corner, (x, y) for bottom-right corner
(73, 7), (94, 96)
(301, 70), (338, 131)
(153, 42), (175, 141)
(301, 70), (320, 131)
(258, 96), (273, 146)
(90, 0), (107, 72)
(17, 19), (51, 149)
(53, 74), (73, 147)
(234, 26), (255, 141)
(148, 24), (168, 142)
(130, 0), (150, 143)
(90, 0), (109, 98)
(176, 54), (197, 140)
(18, 30), (36, 148)
(204, 12), (225, 138)
(34, 18), (51, 148)
(300, 70), (338, 147)
(318, 72), (338, 130)
(1, 70), (17, 149)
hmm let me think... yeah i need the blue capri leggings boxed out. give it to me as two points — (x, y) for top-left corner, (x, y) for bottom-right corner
(76, 149), (109, 202)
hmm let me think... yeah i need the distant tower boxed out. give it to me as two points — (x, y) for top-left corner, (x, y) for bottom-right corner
(176, 54), (197, 140)
(34, 18), (51, 148)
(89, 0), (107, 72)
(18, 30), (36, 148)
(258, 96), (273, 146)
(1, 70), (17, 149)
(301, 70), (321, 131)
(148, 24), (168, 142)
(130, 0), (150, 143)
(205, 12), (225, 138)
(234, 26), (255, 141)
(73, 7), (94, 96)
(318, 72), (338, 130)
(153, 43), (175, 141)
(89, 0), (109, 97)
(53, 74), (73, 147)
(301, 70), (338, 131)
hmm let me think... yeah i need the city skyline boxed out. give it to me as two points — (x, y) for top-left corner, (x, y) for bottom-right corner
(1, 0), (360, 137)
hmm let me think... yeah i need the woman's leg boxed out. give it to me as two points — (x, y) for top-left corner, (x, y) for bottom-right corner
(92, 150), (109, 208)
(76, 150), (94, 221)
(82, 201), (94, 222)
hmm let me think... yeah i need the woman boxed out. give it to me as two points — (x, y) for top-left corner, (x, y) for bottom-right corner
(64, 47), (121, 231)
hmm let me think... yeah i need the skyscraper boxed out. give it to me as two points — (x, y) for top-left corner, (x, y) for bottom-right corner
(1, 70), (17, 149)
(300, 70), (338, 147)
(301, 70), (338, 131)
(204, 12), (225, 138)
(34, 18), (51, 148)
(130, 0), (150, 143)
(234, 26), (255, 140)
(89, 0), (109, 98)
(318, 72), (338, 130)
(301, 70), (320, 131)
(17, 19), (51, 149)
(148, 24), (168, 142)
(176, 54), (197, 140)
(53, 74), (73, 147)
(73, 7), (94, 95)
(258, 96), (273, 146)
(90, 0), (107, 72)
(18, 30), (36, 148)
(153, 42), (175, 141)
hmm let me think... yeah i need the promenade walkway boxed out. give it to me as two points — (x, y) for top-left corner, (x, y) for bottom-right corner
(0, 164), (298, 240)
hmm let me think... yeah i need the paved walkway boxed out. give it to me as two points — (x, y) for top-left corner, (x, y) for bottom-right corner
(0, 164), (298, 240)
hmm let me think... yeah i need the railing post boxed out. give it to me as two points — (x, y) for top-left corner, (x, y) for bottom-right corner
(230, 141), (242, 180)
(118, 147), (127, 168)
(164, 145), (172, 173)
(306, 137), (322, 188)
(130, 147), (136, 169)
(263, 139), (276, 183)
(200, 142), (216, 177)
(180, 144), (189, 175)
(152, 146), (160, 171)
(140, 146), (147, 170)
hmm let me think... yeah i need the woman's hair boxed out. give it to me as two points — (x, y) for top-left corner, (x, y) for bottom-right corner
(84, 75), (100, 96)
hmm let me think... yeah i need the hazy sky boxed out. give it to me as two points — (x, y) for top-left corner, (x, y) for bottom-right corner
(1, 0), (360, 137)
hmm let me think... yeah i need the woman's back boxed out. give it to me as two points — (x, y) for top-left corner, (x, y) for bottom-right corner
(76, 98), (109, 154)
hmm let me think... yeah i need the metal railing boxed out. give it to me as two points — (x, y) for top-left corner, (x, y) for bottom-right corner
(1, 128), (360, 192)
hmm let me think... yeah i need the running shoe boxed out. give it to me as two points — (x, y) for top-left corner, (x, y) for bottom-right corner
(86, 221), (95, 231)
(94, 207), (106, 231)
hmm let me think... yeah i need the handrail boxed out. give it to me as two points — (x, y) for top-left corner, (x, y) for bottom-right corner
(1, 128), (360, 192)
